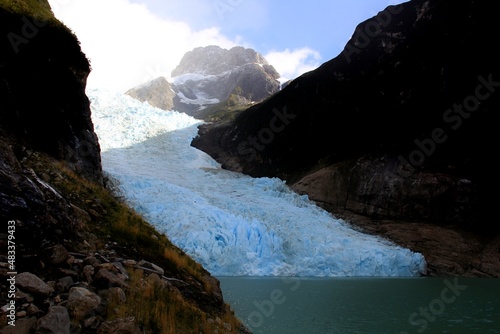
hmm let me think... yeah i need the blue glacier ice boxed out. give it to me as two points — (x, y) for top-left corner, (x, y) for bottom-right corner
(90, 89), (427, 277)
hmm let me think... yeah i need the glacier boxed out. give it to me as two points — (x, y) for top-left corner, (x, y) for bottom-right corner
(90, 89), (427, 277)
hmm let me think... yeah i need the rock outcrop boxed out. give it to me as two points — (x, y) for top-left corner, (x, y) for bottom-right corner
(125, 76), (176, 111)
(0, 4), (102, 184)
(192, 0), (500, 276)
(126, 46), (281, 119)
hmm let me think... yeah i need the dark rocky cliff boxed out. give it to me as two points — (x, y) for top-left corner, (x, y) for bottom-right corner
(192, 0), (500, 276)
(0, 3), (249, 333)
(0, 5), (102, 183)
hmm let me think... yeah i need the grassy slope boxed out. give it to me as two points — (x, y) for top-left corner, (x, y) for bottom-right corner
(26, 153), (244, 333)
(0, 0), (54, 22)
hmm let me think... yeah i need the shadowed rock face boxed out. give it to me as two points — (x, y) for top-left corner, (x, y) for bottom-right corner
(126, 46), (281, 117)
(0, 8), (102, 183)
(191, 0), (500, 275)
(192, 0), (498, 226)
(0, 5), (103, 265)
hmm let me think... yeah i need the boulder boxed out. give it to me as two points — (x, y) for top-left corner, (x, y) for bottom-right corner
(49, 244), (70, 265)
(57, 276), (74, 292)
(99, 287), (127, 305)
(67, 287), (101, 319)
(138, 260), (164, 276)
(1, 316), (37, 334)
(36, 306), (70, 334)
(97, 317), (142, 334)
(93, 268), (128, 288)
(16, 272), (54, 297)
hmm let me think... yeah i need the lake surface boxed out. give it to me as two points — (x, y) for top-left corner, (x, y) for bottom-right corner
(218, 277), (500, 334)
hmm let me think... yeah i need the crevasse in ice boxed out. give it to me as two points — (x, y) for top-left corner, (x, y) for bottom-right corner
(90, 89), (427, 277)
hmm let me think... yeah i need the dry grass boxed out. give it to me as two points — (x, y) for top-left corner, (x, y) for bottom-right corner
(24, 156), (247, 333)
(108, 268), (208, 334)
(0, 0), (55, 23)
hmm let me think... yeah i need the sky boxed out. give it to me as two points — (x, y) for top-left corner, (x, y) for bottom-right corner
(48, 0), (402, 92)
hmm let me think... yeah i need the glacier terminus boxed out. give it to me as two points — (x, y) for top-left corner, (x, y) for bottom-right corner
(90, 89), (427, 277)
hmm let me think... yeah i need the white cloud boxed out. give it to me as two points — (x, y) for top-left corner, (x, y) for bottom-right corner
(48, 0), (240, 92)
(265, 48), (322, 83)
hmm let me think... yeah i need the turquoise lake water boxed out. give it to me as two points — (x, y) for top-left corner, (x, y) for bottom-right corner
(218, 277), (500, 334)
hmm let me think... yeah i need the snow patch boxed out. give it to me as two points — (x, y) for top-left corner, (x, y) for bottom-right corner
(172, 73), (219, 85)
(177, 91), (220, 106)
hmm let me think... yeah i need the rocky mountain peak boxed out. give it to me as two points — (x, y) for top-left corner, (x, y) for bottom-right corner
(126, 45), (281, 118)
(171, 45), (278, 78)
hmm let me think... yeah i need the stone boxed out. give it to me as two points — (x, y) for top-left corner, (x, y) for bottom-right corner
(84, 256), (101, 267)
(84, 316), (103, 330)
(100, 287), (127, 305)
(36, 306), (70, 334)
(145, 273), (163, 288)
(97, 317), (142, 334)
(67, 287), (101, 319)
(26, 303), (40, 316)
(57, 276), (74, 292)
(15, 290), (35, 303)
(16, 272), (54, 297)
(122, 259), (137, 267)
(2, 316), (37, 334)
(83, 265), (95, 283)
(59, 269), (79, 279)
(138, 260), (164, 276)
(112, 261), (129, 279)
(1, 304), (10, 313)
(50, 244), (70, 265)
(94, 268), (127, 288)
